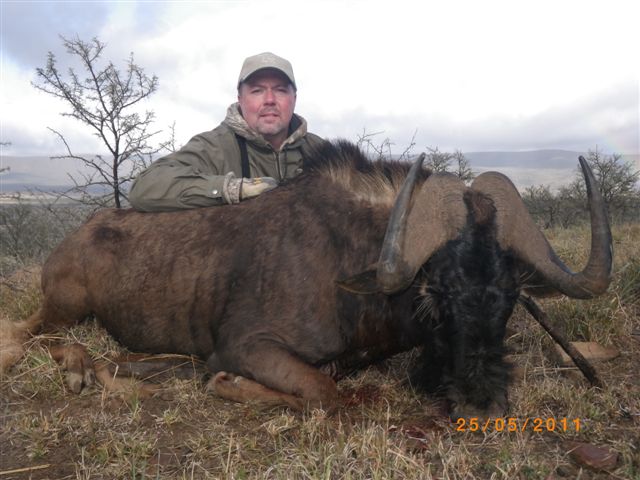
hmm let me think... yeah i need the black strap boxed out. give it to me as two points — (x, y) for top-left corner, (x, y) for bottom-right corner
(235, 134), (251, 178)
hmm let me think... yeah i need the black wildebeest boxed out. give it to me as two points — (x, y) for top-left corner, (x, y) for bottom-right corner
(0, 141), (612, 416)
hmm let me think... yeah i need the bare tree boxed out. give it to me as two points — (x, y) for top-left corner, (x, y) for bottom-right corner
(32, 36), (170, 208)
(424, 146), (452, 173)
(356, 129), (395, 161)
(356, 129), (419, 162)
(523, 185), (552, 228)
(452, 149), (474, 183)
(586, 147), (639, 217)
(568, 147), (640, 223)
(522, 182), (588, 228)
(355, 132), (474, 181)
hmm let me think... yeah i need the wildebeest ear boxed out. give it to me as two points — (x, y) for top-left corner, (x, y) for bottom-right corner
(336, 269), (380, 294)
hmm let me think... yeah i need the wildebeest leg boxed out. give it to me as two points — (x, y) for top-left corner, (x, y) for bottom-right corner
(206, 372), (305, 410)
(318, 347), (399, 381)
(93, 362), (160, 400)
(28, 295), (97, 392)
(218, 346), (339, 410)
(0, 311), (42, 374)
(0, 295), (84, 375)
(48, 344), (162, 397)
(48, 344), (162, 398)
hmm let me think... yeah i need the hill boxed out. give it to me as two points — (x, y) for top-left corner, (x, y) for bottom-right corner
(1, 151), (638, 193)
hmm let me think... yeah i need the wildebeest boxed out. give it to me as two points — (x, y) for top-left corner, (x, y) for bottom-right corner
(1, 141), (612, 417)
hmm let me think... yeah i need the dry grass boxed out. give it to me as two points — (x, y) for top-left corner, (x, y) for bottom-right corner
(1, 224), (638, 479)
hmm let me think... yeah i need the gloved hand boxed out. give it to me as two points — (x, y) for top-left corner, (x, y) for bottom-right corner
(223, 174), (278, 204)
(240, 177), (278, 200)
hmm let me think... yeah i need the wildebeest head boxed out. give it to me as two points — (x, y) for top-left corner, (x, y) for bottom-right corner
(409, 190), (520, 417)
(362, 154), (612, 417)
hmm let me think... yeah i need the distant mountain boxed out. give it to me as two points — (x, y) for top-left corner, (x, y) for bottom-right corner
(465, 150), (639, 189)
(464, 150), (583, 189)
(1, 151), (638, 194)
(465, 149), (585, 169)
(1, 155), (90, 192)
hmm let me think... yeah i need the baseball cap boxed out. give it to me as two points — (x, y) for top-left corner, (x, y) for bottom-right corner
(237, 52), (297, 90)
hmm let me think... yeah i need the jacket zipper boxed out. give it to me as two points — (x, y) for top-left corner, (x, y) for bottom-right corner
(275, 151), (283, 182)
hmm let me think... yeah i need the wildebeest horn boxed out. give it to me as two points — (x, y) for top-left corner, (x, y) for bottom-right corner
(377, 155), (468, 294)
(471, 157), (612, 299)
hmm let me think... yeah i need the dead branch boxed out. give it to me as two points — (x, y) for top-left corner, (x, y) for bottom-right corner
(519, 295), (604, 388)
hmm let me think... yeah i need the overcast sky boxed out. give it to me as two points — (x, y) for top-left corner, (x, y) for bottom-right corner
(1, 0), (638, 160)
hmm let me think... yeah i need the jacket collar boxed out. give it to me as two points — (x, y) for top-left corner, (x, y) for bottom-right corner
(223, 103), (308, 151)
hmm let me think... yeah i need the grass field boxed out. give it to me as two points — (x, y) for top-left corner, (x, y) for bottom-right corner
(1, 224), (638, 479)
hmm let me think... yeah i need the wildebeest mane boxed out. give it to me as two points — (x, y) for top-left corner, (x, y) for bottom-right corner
(297, 140), (432, 207)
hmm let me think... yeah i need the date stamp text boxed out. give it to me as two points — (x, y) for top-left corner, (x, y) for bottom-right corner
(455, 417), (582, 433)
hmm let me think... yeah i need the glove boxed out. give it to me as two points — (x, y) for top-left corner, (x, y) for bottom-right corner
(240, 176), (278, 200)
(223, 174), (278, 204)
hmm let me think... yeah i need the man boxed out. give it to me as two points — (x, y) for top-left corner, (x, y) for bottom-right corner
(129, 52), (324, 211)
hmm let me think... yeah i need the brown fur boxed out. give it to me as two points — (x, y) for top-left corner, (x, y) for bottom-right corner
(5, 142), (426, 408)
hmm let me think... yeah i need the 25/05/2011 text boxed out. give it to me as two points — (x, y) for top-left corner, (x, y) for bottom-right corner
(455, 417), (582, 433)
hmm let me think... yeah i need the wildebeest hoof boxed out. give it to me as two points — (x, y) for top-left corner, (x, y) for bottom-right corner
(66, 368), (96, 394)
(48, 343), (95, 393)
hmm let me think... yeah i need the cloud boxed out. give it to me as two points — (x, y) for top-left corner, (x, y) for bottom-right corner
(305, 79), (639, 154)
(1, 0), (638, 160)
(1, 2), (111, 67)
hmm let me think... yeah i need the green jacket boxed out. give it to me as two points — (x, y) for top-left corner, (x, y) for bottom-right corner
(129, 103), (324, 211)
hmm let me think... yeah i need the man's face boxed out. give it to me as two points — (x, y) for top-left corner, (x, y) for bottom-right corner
(238, 69), (296, 148)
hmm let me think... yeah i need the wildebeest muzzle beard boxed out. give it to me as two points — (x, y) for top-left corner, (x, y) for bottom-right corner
(410, 225), (521, 418)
